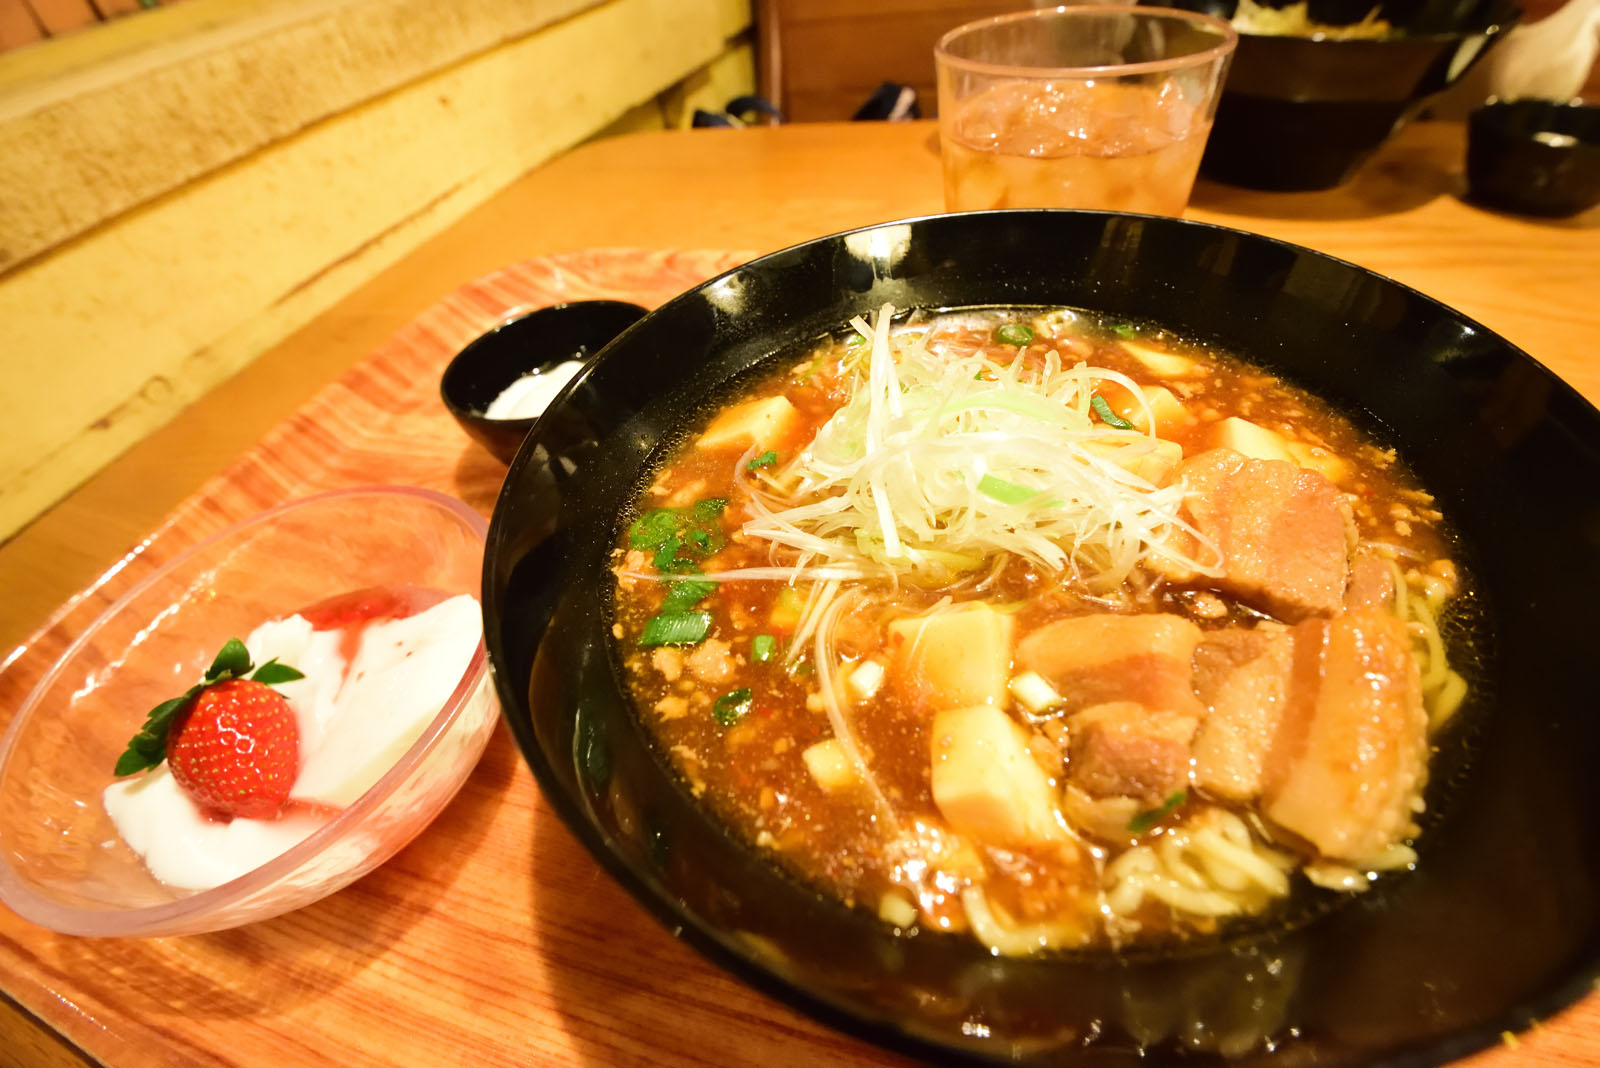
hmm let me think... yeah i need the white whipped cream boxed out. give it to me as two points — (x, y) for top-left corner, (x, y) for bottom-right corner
(103, 593), (481, 890)
(483, 360), (584, 420)
(292, 594), (481, 808)
(103, 768), (325, 889)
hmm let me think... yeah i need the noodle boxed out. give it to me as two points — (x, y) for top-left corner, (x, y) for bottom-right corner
(1103, 809), (1294, 929)
(1384, 558), (1468, 731)
(962, 886), (1090, 955)
(812, 586), (901, 837)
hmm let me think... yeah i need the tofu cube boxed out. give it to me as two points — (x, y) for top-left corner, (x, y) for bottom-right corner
(697, 396), (800, 451)
(1120, 342), (1205, 379)
(1205, 417), (1296, 464)
(802, 739), (859, 793)
(847, 659), (886, 702)
(1110, 386), (1195, 436)
(1091, 437), (1184, 485)
(930, 706), (1066, 844)
(1287, 441), (1353, 485)
(889, 604), (1014, 711)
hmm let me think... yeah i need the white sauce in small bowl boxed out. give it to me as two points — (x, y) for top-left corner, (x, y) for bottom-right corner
(484, 360), (585, 420)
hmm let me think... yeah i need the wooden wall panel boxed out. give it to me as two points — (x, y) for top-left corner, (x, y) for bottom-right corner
(22, 0), (96, 34)
(759, 0), (1020, 121)
(88, 0), (148, 15)
(762, 0), (1600, 119)
(0, 0), (43, 49)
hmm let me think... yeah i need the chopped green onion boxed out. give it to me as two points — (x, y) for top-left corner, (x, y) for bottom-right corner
(639, 612), (712, 646)
(1112, 322), (1137, 339)
(653, 536), (703, 574)
(747, 450), (779, 471)
(1091, 394), (1135, 431)
(751, 634), (777, 662)
(632, 502), (726, 572)
(661, 579), (717, 614)
(845, 332), (869, 347)
(994, 323), (1035, 346)
(629, 509), (682, 550)
(712, 687), (753, 726)
(978, 474), (1038, 506)
(1128, 790), (1187, 834)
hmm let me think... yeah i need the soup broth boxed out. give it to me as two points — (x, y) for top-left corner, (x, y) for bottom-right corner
(611, 307), (1465, 953)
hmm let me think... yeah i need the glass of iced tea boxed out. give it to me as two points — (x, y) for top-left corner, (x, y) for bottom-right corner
(936, 5), (1237, 215)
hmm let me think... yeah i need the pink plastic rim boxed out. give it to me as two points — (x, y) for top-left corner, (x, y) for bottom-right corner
(0, 485), (490, 935)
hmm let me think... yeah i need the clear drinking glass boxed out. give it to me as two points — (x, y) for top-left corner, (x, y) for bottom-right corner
(936, 5), (1237, 215)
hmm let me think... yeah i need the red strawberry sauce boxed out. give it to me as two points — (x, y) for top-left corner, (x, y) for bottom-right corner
(298, 586), (450, 662)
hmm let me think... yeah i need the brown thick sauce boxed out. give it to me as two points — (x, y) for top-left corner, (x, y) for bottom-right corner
(611, 308), (1456, 946)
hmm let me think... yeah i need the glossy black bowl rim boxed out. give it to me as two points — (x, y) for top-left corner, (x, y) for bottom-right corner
(483, 209), (1600, 1066)
(438, 299), (653, 428)
(1214, 0), (1518, 43)
(1232, 21), (1511, 43)
(1471, 97), (1600, 137)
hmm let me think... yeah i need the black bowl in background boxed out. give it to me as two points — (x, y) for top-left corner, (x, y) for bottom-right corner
(440, 299), (648, 464)
(1466, 99), (1600, 217)
(1146, 0), (1518, 191)
(483, 211), (1600, 1065)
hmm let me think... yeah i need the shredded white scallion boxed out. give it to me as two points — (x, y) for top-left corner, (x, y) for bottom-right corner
(811, 587), (901, 835)
(739, 305), (1223, 589)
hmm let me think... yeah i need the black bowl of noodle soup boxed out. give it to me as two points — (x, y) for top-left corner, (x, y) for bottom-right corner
(484, 211), (1600, 1065)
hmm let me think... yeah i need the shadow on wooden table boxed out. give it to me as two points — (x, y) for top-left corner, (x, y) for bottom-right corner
(1190, 138), (1459, 222)
(31, 726), (518, 1025)
(453, 445), (513, 516)
(524, 798), (914, 1067)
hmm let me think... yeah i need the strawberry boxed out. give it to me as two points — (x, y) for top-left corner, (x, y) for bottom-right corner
(165, 678), (300, 818)
(115, 638), (305, 820)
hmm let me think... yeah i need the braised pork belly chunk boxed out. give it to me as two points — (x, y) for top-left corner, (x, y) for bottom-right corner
(1189, 612), (1428, 862)
(1192, 626), (1294, 803)
(1170, 448), (1353, 622)
(1015, 613), (1204, 717)
(1343, 549), (1397, 613)
(1262, 610), (1428, 863)
(1065, 701), (1198, 803)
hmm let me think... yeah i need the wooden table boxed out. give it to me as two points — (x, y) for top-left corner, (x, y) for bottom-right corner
(1, 120), (1595, 1067)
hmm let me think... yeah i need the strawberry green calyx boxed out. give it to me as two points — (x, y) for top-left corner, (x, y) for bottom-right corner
(113, 639), (305, 777)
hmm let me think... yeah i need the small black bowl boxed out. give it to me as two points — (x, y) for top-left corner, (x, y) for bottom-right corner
(1466, 99), (1600, 218)
(1148, 0), (1518, 190)
(440, 300), (648, 464)
(483, 212), (1600, 1064)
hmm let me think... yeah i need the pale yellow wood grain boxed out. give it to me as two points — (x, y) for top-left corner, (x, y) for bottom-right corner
(0, 0), (603, 266)
(0, 0), (753, 543)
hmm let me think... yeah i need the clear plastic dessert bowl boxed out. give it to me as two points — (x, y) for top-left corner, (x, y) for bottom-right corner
(0, 486), (498, 937)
